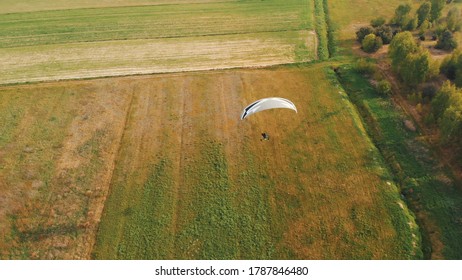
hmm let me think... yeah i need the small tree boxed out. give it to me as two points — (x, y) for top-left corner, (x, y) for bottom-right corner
(356, 26), (375, 42)
(405, 17), (418, 31)
(417, 2), (432, 26)
(430, 0), (446, 21)
(440, 103), (462, 142)
(401, 50), (431, 86)
(440, 52), (459, 79)
(392, 4), (412, 28)
(431, 81), (455, 120)
(362, 33), (383, 53)
(355, 58), (377, 75)
(389, 31), (419, 71)
(446, 7), (462, 32)
(432, 81), (462, 143)
(375, 25), (394, 44)
(436, 29), (458, 50)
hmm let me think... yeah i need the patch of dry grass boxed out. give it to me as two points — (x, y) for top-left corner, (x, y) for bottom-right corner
(93, 66), (418, 259)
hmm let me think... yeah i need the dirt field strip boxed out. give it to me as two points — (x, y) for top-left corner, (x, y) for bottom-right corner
(0, 31), (316, 85)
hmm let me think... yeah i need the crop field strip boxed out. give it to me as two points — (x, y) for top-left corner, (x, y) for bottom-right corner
(0, 0), (236, 14)
(0, 30), (316, 85)
(0, 2), (310, 48)
(0, 0), (315, 85)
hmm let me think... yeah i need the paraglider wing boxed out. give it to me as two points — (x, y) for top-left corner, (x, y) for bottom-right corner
(240, 97), (297, 120)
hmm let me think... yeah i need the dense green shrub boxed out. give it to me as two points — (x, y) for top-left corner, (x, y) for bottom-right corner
(362, 33), (383, 53)
(376, 80), (392, 95)
(356, 26), (375, 43)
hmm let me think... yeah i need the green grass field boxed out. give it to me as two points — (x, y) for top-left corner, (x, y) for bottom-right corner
(0, 1), (311, 48)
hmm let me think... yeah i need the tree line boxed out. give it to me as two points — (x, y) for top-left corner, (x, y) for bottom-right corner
(356, 0), (462, 157)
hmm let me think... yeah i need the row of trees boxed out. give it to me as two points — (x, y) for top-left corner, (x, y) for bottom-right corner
(391, 0), (445, 29)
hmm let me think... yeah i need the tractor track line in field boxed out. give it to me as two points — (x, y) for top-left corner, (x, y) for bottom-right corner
(0, 28), (306, 44)
(170, 80), (187, 255)
(86, 83), (136, 259)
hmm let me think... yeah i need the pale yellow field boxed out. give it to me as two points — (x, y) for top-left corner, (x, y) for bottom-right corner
(0, 31), (316, 85)
(0, 0), (234, 14)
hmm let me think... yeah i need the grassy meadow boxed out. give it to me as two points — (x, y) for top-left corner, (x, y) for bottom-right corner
(327, 0), (416, 55)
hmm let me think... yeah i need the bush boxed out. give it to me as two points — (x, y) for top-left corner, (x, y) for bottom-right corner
(376, 80), (392, 95)
(431, 81), (456, 121)
(436, 29), (458, 51)
(375, 25), (394, 44)
(362, 33), (383, 53)
(440, 54), (457, 79)
(404, 17), (418, 31)
(371, 17), (386, 27)
(356, 26), (375, 42)
(417, 2), (431, 27)
(355, 58), (377, 75)
(392, 4), (412, 28)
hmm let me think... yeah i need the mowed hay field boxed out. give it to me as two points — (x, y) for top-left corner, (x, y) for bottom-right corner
(0, 0), (230, 14)
(93, 66), (419, 259)
(0, 66), (420, 259)
(0, 0), (315, 84)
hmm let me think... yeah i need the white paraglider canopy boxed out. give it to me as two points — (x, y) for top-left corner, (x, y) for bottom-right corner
(240, 97), (297, 120)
